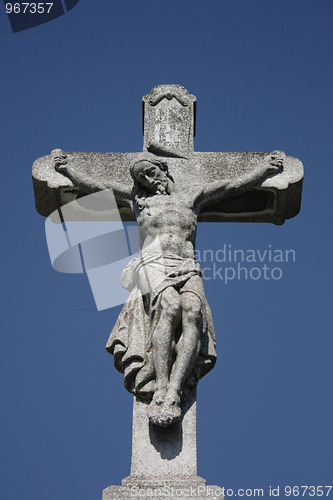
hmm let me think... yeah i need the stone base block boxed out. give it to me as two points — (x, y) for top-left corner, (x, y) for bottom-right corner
(102, 480), (224, 499)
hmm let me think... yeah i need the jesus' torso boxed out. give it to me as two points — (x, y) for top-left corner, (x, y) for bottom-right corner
(135, 192), (198, 259)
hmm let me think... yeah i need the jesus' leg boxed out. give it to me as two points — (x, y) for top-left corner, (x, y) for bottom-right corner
(148, 287), (181, 424)
(157, 291), (202, 426)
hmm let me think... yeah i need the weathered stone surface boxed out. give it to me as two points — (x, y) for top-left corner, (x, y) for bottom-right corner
(130, 391), (198, 479)
(142, 84), (196, 158)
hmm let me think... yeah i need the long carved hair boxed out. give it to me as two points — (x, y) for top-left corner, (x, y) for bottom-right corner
(130, 158), (174, 211)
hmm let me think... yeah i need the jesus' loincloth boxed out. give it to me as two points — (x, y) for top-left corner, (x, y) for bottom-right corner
(105, 253), (217, 399)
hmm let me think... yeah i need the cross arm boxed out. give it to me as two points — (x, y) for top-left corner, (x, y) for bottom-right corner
(32, 149), (138, 218)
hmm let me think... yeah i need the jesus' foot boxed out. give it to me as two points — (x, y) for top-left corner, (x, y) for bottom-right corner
(147, 387), (167, 421)
(148, 388), (181, 427)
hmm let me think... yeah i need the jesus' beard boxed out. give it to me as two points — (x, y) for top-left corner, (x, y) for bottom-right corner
(154, 180), (170, 195)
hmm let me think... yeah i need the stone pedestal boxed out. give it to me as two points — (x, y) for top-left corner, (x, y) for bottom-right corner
(130, 390), (198, 479)
(102, 389), (223, 499)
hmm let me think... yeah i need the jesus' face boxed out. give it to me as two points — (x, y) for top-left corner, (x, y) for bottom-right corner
(136, 161), (169, 194)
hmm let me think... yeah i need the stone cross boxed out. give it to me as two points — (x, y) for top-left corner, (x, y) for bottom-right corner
(32, 85), (303, 500)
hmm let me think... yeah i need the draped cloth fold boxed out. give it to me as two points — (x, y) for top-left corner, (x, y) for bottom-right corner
(105, 253), (217, 400)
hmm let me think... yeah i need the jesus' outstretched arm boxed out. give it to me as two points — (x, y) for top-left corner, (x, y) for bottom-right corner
(195, 150), (284, 209)
(53, 151), (133, 208)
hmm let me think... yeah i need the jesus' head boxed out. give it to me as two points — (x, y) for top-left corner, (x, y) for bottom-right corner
(130, 158), (174, 196)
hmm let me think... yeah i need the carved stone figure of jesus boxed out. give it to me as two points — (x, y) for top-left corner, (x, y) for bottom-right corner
(55, 151), (283, 427)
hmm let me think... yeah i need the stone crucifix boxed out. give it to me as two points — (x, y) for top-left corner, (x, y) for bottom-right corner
(32, 85), (303, 497)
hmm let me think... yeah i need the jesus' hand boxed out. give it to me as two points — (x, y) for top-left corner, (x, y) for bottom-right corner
(266, 150), (285, 175)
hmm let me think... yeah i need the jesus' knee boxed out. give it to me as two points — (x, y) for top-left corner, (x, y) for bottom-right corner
(181, 293), (202, 324)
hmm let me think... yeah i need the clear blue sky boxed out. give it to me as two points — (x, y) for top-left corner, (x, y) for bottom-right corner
(1, 1), (332, 499)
